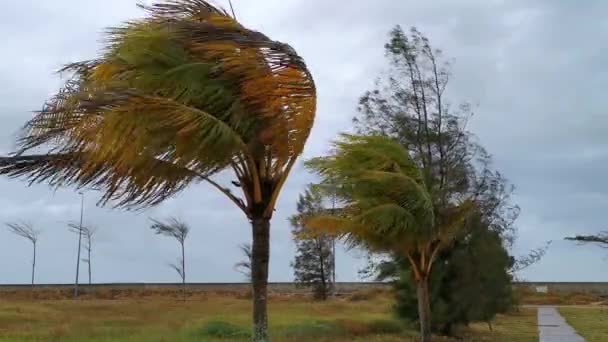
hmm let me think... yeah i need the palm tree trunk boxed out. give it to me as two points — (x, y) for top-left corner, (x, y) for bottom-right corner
(416, 276), (432, 342)
(251, 217), (270, 342)
(31, 242), (36, 288)
(181, 240), (186, 302)
(88, 243), (92, 285)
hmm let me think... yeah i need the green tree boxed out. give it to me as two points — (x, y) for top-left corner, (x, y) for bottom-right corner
(352, 26), (520, 340)
(290, 186), (334, 300)
(0, 1), (316, 340)
(306, 134), (471, 342)
(375, 212), (513, 335)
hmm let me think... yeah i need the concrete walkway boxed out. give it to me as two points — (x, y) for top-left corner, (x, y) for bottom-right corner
(538, 306), (585, 341)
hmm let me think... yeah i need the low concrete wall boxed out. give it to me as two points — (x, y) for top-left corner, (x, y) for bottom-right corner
(514, 282), (608, 295)
(0, 282), (390, 294)
(2, 282), (608, 295)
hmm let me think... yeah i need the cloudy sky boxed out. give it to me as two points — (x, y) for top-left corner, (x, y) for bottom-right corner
(0, 0), (606, 284)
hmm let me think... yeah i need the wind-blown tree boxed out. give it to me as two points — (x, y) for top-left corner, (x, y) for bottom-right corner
(150, 217), (190, 300)
(6, 222), (40, 287)
(68, 223), (97, 285)
(234, 243), (252, 281)
(366, 211), (514, 335)
(290, 186), (334, 300)
(352, 26), (522, 338)
(306, 135), (471, 342)
(0, 1), (315, 340)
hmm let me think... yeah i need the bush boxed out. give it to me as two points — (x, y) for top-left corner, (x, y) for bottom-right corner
(200, 321), (250, 339)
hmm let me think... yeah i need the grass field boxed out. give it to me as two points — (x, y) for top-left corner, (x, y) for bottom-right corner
(0, 290), (538, 341)
(559, 306), (608, 342)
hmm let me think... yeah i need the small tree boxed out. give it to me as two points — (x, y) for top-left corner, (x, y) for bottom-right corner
(68, 223), (97, 284)
(150, 217), (190, 301)
(306, 135), (471, 342)
(6, 222), (40, 287)
(234, 243), (252, 282)
(290, 186), (333, 300)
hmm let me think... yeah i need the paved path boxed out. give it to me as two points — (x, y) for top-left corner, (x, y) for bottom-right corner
(538, 306), (585, 341)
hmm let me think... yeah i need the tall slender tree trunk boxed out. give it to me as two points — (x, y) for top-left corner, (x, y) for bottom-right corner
(318, 239), (327, 300)
(251, 217), (270, 342)
(181, 241), (186, 302)
(88, 243), (92, 285)
(31, 242), (36, 288)
(416, 277), (432, 342)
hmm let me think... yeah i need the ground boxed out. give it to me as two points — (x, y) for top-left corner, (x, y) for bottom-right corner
(0, 288), (538, 341)
(559, 306), (608, 342)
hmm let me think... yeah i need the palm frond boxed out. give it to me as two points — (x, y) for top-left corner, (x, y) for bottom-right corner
(6, 222), (39, 243)
(150, 217), (190, 243)
(0, 153), (200, 207)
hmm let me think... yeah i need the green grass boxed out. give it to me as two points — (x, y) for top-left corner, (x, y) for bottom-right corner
(0, 293), (538, 341)
(559, 306), (608, 342)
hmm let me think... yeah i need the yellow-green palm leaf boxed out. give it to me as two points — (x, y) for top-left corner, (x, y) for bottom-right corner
(305, 135), (435, 250)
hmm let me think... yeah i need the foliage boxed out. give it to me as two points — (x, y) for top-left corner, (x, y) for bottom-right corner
(150, 218), (189, 245)
(511, 241), (552, 274)
(350, 25), (520, 340)
(382, 212), (514, 334)
(0, 0), (316, 215)
(290, 186), (334, 300)
(6, 222), (39, 244)
(306, 134), (460, 341)
(234, 243), (252, 281)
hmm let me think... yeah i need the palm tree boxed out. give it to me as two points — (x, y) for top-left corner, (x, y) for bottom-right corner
(306, 135), (470, 342)
(0, 1), (315, 340)
(6, 222), (40, 287)
(68, 223), (97, 285)
(150, 217), (190, 301)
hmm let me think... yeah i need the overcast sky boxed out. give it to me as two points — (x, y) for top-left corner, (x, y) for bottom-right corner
(0, 0), (607, 284)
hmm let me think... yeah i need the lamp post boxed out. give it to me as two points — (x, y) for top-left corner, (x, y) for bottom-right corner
(74, 192), (84, 299)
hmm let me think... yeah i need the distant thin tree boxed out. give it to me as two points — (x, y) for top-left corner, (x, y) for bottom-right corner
(6, 222), (40, 287)
(234, 243), (252, 281)
(150, 217), (190, 301)
(68, 223), (97, 284)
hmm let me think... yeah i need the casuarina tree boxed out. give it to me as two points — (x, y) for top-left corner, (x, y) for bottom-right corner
(290, 186), (334, 300)
(0, 1), (315, 340)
